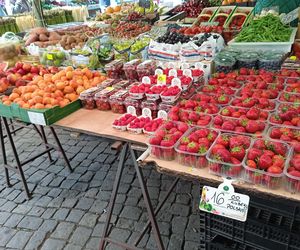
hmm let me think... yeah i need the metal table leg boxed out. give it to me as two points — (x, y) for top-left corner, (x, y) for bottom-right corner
(99, 143), (175, 250)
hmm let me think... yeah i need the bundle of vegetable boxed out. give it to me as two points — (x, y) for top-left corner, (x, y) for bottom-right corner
(235, 14), (292, 42)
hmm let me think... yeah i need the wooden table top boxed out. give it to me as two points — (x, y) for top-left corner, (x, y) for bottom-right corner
(56, 109), (300, 202)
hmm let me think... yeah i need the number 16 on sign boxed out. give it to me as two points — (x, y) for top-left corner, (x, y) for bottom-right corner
(199, 178), (250, 222)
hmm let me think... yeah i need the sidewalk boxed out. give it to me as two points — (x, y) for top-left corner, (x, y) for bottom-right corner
(0, 126), (201, 250)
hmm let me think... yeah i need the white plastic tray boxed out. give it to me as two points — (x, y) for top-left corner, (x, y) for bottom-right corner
(227, 28), (297, 53)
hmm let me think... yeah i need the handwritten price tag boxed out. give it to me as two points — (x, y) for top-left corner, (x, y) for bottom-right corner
(47, 54), (54, 60)
(199, 179), (250, 222)
(157, 74), (166, 85)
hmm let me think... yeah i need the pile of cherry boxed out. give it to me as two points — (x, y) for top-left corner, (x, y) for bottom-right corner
(146, 68), (300, 192)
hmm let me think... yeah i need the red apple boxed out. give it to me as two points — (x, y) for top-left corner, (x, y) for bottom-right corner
(17, 69), (26, 76)
(15, 62), (23, 70)
(7, 74), (18, 84)
(30, 66), (39, 74)
(15, 79), (27, 87)
(0, 77), (9, 85)
(22, 63), (31, 73)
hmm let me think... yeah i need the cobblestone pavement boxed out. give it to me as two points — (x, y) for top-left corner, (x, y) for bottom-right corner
(0, 124), (202, 250)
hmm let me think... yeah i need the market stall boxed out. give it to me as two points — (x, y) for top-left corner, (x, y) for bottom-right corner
(0, 0), (299, 249)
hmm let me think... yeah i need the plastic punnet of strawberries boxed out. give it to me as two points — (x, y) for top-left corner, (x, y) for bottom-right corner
(244, 139), (290, 189)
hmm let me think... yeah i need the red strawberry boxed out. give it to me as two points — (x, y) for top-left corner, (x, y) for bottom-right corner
(258, 154), (273, 170)
(245, 120), (260, 133)
(180, 137), (190, 145)
(246, 108), (259, 120)
(247, 148), (262, 160)
(230, 146), (245, 161)
(214, 148), (231, 162)
(216, 135), (229, 147)
(187, 142), (199, 153)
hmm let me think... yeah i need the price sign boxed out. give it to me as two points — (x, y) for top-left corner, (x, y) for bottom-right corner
(181, 63), (190, 69)
(27, 112), (46, 126)
(155, 69), (163, 76)
(280, 8), (299, 24)
(142, 76), (151, 84)
(169, 69), (177, 77)
(199, 179), (250, 222)
(157, 110), (168, 120)
(142, 108), (152, 119)
(171, 77), (181, 88)
(157, 74), (166, 85)
(183, 69), (192, 78)
(127, 106), (137, 116)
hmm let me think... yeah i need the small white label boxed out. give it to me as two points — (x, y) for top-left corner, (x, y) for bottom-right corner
(142, 76), (151, 84)
(168, 62), (176, 69)
(183, 69), (192, 78)
(169, 69), (177, 77)
(280, 7), (299, 24)
(142, 108), (152, 119)
(155, 69), (163, 76)
(199, 179), (250, 222)
(27, 112), (46, 126)
(181, 63), (190, 69)
(171, 78), (181, 88)
(127, 106), (137, 116)
(195, 62), (203, 70)
(157, 110), (168, 120)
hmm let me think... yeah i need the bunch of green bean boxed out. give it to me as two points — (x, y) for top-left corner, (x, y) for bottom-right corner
(235, 14), (292, 42)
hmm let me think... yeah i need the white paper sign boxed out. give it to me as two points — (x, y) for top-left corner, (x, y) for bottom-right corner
(155, 69), (163, 76)
(142, 108), (152, 119)
(142, 76), (151, 84)
(199, 179), (250, 222)
(169, 69), (177, 77)
(183, 69), (192, 78)
(127, 106), (137, 116)
(27, 112), (46, 126)
(171, 78), (181, 88)
(181, 63), (190, 69)
(157, 110), (168, 120)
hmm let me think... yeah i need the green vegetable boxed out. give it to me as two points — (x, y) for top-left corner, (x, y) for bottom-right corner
(235, 14), (292, 43)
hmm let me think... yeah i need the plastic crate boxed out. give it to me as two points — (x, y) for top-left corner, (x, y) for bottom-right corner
(199, 186), (300, 250)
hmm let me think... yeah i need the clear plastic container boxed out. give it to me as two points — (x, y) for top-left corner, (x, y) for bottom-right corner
(94, 87), (116, 111)
(258, 52), (283, 71)
(278, 92), (300, 104)
(160, 88), (181, 104)
(285, 84), (300, 94)
(143, 118), (164, 136)
(79, 87), (101, 110)
(148, 121), (189, 161)
(141, 100), (160, 119)
(212, 115), (267, 137)
(237, 52), (258, 69)
(268, 112), (300, 128)
(243, 139), (290, 189)
(214, 55), (236, 73)
(230, 97), (276, 111)
(267, 126), (300, 146)
(109, 89), (128, 114)
(198, 84), (238, 96)
(218, 106), (269, 121)
(112, 80), (130, 89)
(206, 133), (252, 178)
(123, 59), (141, 81)
(176, 100), (220, 114)
(97, 78), (120, 89)
(192, 92), (232, 106)
(112, 113), (137, 131)
(137, 60), (156, 81)
(0, 42), (19, 61)
(158, 102), (176, 113)
(285, 149), (300, 193)
(169, 109), (213, 127)
(104, 59), (124, 79)
(124, 97), (142, 116)
(174, 127), (219, 169)
(127, 116), (152, 134)
(237, 87), (279, 100)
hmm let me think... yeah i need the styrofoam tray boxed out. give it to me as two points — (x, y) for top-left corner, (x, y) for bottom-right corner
(228, 28), (297, 53)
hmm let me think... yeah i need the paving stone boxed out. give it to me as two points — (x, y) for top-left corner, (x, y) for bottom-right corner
(171, 203), (190, 216)
(172, 216), (188, 235)
(86, 237), (100, 249)
(39, 220), (58, 233)
(110, 228), (131, 242)
(0, 211), (11, 224)
(18, 216), (43, 230)
(41, 238), (66, 250)
(52, 208), (70, 221)
(91, 223), (106, 237)
(75, 197), (94, 210)
(60, 179), (77, 189)
(66, 173), (81, 180)
(64, 244), (82, 250)
(125, 197), (139, 206)
(120, 206), (142, 221)
(0, 201), (17, 212)
(84, 188), (99, 198)
(41, 208), (57, 219)
(146, 234), (169, 250)
(158, 221), (171, 236)
(0, 227), (16, 246)
(176, 194), (191, 205)
(6, 190), (22, 201)
(28, 206), (45, 217)
(51, 222), (75, 239)
(168, 234), (184, 250)
(61, 198), (78, 208)
(48, 176), (65, 187)
(47, 188), (63, 198)
(66, 209), (85, 223)
(128, 231), (149, 248)
(4, 213), (24, 228)
(35, 196), (52, 207)
(89, 200), (108, 214)
(47, 197), (64, 208)
(79, 213), (99, 227)
(184, 240), (200, 250)
(24, 231), (47, 250)
(116, 218), (135, 231)
(71, 182), (88, 191)
(6, 230), (32, 249)
(96, 154), (108, 163)
(69, 226), (92, 246)
(79, 171), (94, 182)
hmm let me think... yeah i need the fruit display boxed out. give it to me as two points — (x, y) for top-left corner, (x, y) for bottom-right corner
(156, 31), (191, 44)
(129, 83), (151, 100)
(104, 60), (125, 79)
(219, 106), (269, 120)
(131, 37), (151, 54)
(79, 87), (101, 110)
(127, 117), (152, 134)
(108, 22), (151, 39)
(160, 86), (182, 103)
(136, 60), (156, 81)
(238, 87), (279, 100)
(231, 97), (276, 111)
(0, 42), (20, 62)
(149, 121), (189, 160)
(40, 49), (66, 67)
(109, 89), (128, 114)
(0, 62), (59, 93)
(214, 55), (236, 73)
(243, 139), (290, 189)
(124, 97), (142, 116)
(175, 127), (219, 169)
(112, 80), (130, 90)
(123, 59), (141, 81)
(278, 92), (300, 104)
(192, 93), (231, 106)
(1, 67), (106, 109)
(198, 85), (237, 96)
(267, 126), (300, 150)
(176, 99), (219, 114)
(113, 113), (137, 131)
(177, 26), (223, 36)
(285, 149), (300, 192)
(237, 52), (258, 69)
(207, 133), (251, 177)
(143, 118), (164, 135)
(172, 0), (211, 18)
(94, 87), (116, 111)
(145, 85), (168, 101)
(141, 100), (160, 119)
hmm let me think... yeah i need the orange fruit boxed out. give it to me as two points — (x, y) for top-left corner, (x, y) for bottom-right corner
(63, 86), (74, 94)
(9, 93), (19, 101)
(66, 93), (78, 102)
(3, 100), (11, 105)
(51, 99), (59, 106)
(23, 93), (32, 101)
(28, 99), (36, 106)
(65, 66), (73, 72)
(76, 86), (85, 94)
(59, 99), (70, 107)
(33, 96), (43, 104)
(70, 80), (78, 89)
(34, 103), (45, 109)
(66, 71), (73, 80)
(56, 81), (65, 90)
(45, 104), (53, 109)
(22, 103), (30, 109)
(54, 90), (64, 98)
(43, 97), (52, 105)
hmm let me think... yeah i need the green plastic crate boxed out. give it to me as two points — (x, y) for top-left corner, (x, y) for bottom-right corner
(0, 100), (81, 125)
